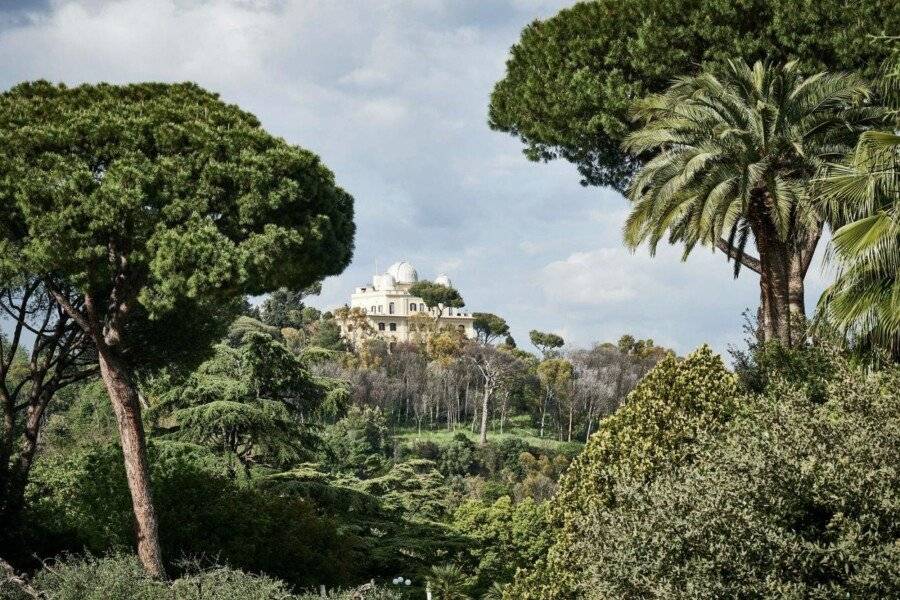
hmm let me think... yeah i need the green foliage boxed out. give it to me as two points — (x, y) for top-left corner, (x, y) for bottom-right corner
(308, 317), (348, 352)
(357, 459), (450, 522)
(408, 282), (465, 312)
(818, 49), (900, 356)
(731, 334), (842, 403)
(427, 564), (472, 600)
(323, 406), (390, 477)
(508, 346), (740, 598)
(529, 331), (564, 358)
(225, 315), (282, 347)
(24, 554), (401, 600)
(472, 313), (510, 344)
(24, 441), (358, 587)
(489, 0), (897, 190)
(438, 433), (477, 477)
(452, 497), (552, 594)
(154, 334), (321, 469)
(260, 284), (322, 329)
(574, 358), (900, 598)
(623, 60), (874, 257)
(0, 80), (354, 370)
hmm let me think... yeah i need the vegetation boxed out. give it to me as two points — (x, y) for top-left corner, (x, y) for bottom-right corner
(0, 81), (355, 576)
(2, 3), (900, 600)
(623, 60), (880, 345)
(818, 48), (900, 357)
(489, 0), (897, 191)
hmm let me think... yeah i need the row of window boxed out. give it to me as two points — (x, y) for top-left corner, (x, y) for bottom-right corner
(378, 322), (398, 332)
(367, 302), (427, 315)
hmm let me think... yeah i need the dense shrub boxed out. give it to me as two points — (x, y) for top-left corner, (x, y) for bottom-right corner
(575, 361), (900, 598)
(452, 496), (551, 595)
(10, 554), (405, 600)
(438, 434), (477, 476)
(507, 346), (741, 598)
(25, 441), (359, 587)
(323, 406), (391, 477)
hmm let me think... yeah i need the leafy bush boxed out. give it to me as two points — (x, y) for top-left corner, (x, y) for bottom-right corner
(507, 346), (740, 598)
(438, 434), (477, 476)
(575, 360), (900, 598)
(18, 554), (405, 600)
(452, 496), (551, 594)
(25, 441), (359, 587)
(323, 406), (391, 477)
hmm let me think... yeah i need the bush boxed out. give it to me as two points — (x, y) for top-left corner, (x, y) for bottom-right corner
(575, 359), (900, 598)
(507, 346), (740, 598)
(438, 434), (477, 476)
(25, 441), (360, 587)
(323, 406), (390, 477)
(452, 497), (551, 595)
(18, 554), (405, 600)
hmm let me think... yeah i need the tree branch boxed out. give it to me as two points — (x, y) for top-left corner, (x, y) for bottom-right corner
(45, 284), (95, 337)
(715, 238), (761, 274)
(0, 556), (44, 599)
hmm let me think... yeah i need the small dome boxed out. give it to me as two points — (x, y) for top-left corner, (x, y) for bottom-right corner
(434, 274), (452, 287)
(388, 261), (418, 284)
(373, 273), (396, 291)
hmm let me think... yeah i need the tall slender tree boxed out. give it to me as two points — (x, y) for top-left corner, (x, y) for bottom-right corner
(623, 61), (878, 345)
(818, 49), (900, 357)
(0, 81), (354, 576)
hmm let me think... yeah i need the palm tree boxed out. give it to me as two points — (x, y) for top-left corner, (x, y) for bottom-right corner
(818, 47), (900, 357)
(623, 61), (877, 345)
(428, 564), (472, 600)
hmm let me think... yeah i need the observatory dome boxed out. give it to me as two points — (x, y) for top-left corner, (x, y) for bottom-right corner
(387, 261), (418, 284)
(434, 274), (452, 287)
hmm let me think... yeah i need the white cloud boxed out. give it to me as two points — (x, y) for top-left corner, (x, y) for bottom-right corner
(539, 249), (645, 304)
(0, 0), (837, 358)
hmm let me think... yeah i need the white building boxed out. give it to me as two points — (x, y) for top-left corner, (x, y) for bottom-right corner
(339, 261), (475, 344)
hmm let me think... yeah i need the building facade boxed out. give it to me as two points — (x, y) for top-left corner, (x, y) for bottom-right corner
(338, 261), (475, 344)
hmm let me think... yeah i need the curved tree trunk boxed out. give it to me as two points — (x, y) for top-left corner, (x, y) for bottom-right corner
(97, 347), (165, 579)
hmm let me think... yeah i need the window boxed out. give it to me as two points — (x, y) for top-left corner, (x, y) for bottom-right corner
(409, 303), (417, 312)
(389, 302), (395, 315)
(419, 303), (425, 311)
(389, 323), (397, 332)
(378, 322), (386, 331)
(371, 305), (376, 313)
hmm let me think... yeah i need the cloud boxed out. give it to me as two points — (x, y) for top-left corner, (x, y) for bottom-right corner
(539, 249), (644, 304)
(0, 0), (837, 359)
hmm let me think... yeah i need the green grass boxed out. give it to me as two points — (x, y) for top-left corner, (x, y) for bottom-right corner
(392, 415), (583, 453)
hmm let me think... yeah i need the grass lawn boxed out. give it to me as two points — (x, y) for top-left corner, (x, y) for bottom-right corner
(391, 415), (583, 453)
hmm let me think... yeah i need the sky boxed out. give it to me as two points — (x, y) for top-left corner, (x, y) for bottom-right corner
(0, 0), (834, 356)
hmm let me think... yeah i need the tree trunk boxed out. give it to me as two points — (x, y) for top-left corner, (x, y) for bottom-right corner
(97, 347), (165, 579)
(539, 393), (549, 438)
(479, 385), (491, 445)
(0, 400), (13, 518)
(3, 393), (50, 525)
(750, 202), (792, 346)
(788, 252), (806, 342)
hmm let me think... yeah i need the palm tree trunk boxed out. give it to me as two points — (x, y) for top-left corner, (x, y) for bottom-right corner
(752, 203), (793, 346)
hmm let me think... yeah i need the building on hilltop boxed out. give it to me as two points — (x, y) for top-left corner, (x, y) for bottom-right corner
(337, 260), (475, 345)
